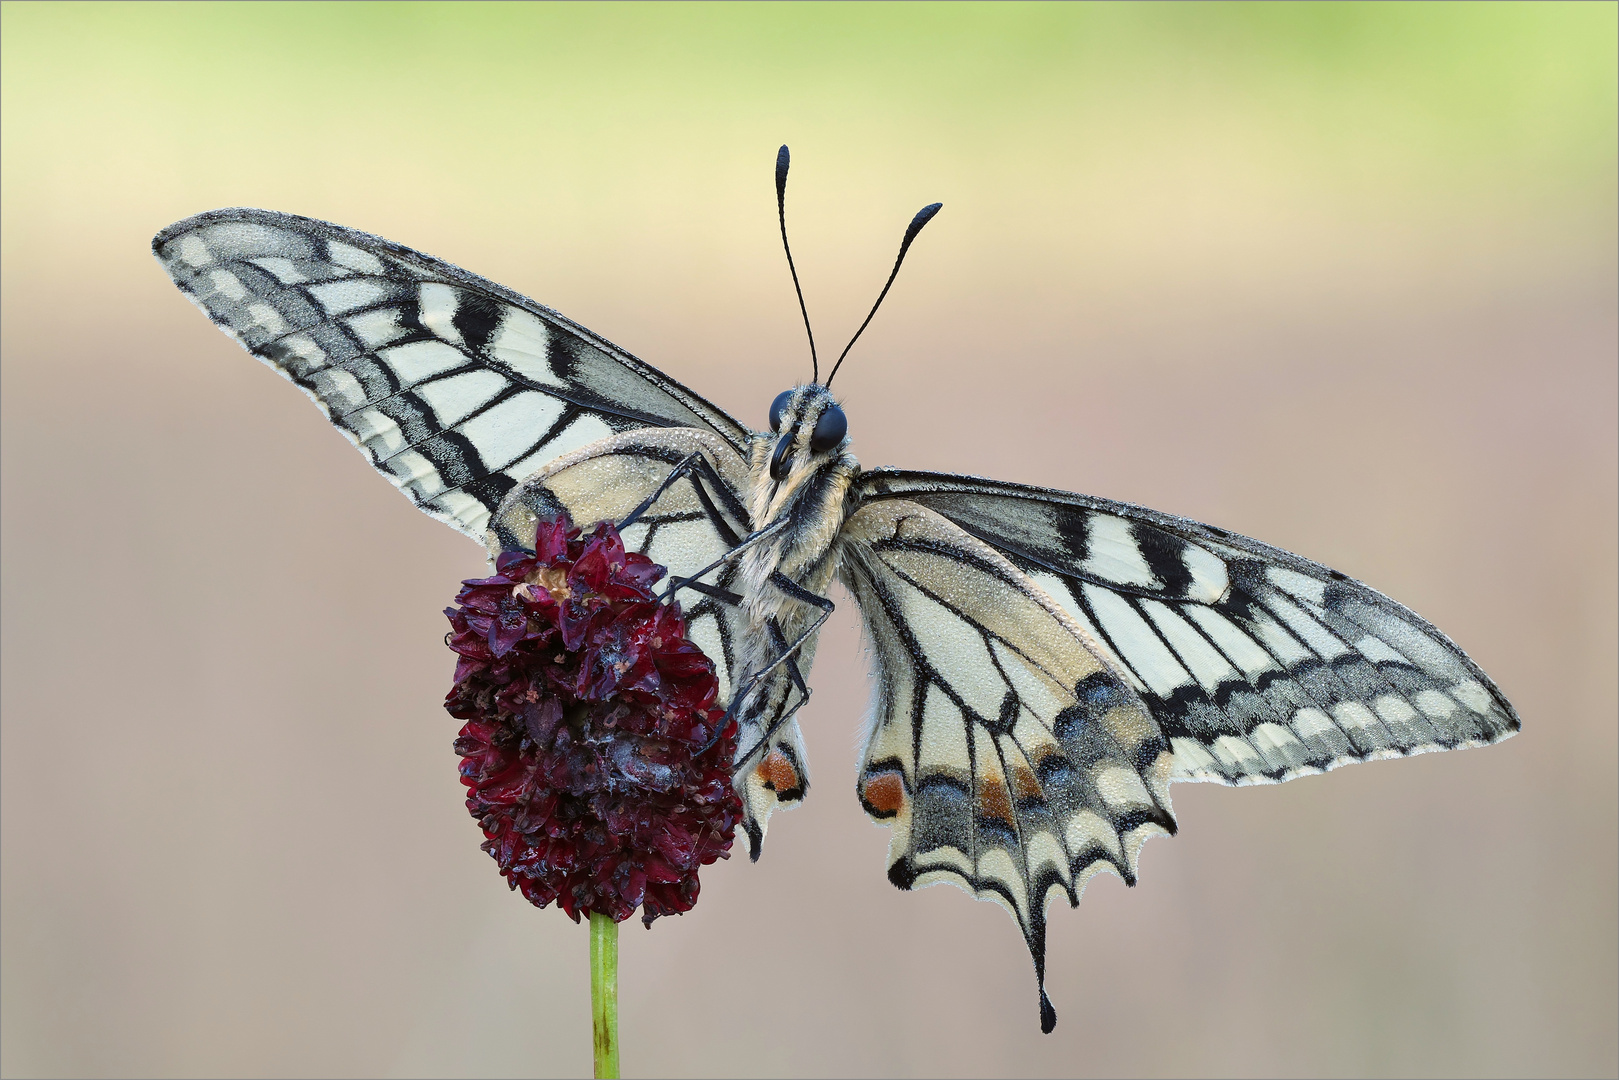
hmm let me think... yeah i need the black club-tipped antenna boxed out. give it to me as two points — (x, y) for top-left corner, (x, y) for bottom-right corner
(776, 145), (819, 384)
(824, 201), (942, 388)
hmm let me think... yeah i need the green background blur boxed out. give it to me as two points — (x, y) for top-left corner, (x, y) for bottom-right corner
(3, 3), (1614, 1077)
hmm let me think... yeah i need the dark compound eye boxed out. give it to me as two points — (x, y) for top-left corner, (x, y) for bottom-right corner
(769, 390), (793, 432)
(809, 405), (847, 452)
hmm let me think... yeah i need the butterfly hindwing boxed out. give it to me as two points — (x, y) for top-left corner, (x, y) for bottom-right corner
(486, 428), (752, 704)
(486, 427), (816, 840)
(153, 209), (750, 541)
(853, 470), (1520, 784)
(838, 499), (1176, 1033)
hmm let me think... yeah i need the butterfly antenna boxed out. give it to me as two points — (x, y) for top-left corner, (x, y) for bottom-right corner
(824, 201), (942, 388)
(776, 145), (819, 383)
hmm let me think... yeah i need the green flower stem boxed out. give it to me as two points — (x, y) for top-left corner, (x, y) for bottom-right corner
(590, 911), (620, 1079)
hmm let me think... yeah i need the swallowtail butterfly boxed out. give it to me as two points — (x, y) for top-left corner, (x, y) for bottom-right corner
(153, 148), (1519, 1033)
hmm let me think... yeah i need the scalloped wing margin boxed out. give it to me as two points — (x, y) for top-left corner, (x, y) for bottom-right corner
(839, 499), (1177, 1033)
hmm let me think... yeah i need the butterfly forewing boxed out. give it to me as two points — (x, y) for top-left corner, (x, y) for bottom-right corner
(153, 209), (749, 541)
(852, 470), (1520, 784)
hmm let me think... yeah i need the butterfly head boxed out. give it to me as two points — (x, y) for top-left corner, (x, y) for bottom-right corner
(765, 384), (849, 482)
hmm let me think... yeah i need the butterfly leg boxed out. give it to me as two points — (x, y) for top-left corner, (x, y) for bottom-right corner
(700, 623), (814, 759)
(659, 518), (790, 603)
(717, 583), (831, 735)
(727, 608), (825, 861)
(731, 573), (834, 752)
(698, 571), (831, 771)
(618, 451), (730, 532)
(613, 451), (792, 603)
(730, 616), (816, 766)
(727, 589), (834, 860)
(720, 571), (835, 762)
(623, 449), (761, 559)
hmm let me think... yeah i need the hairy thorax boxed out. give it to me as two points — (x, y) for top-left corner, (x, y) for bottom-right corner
(738, 433), (859, 677)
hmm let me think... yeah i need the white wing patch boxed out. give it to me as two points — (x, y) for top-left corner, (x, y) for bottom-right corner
(488, 309), (565, 388)
(1081, 514), (1157, 589)
(1141, 600), (1238, 691)
(458, 392), (559, 471)
(307, 278), (387, 315)
(1082, 584), (1193, 696)
(417, 282), (465, 344)
(414, 370), (507, 427)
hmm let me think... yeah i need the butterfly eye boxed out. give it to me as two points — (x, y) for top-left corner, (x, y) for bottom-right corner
(809, 405), (847, 452)
(769, 390), (793, 432)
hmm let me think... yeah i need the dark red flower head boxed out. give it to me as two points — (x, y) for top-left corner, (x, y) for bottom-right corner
(444, 514), (742, 926)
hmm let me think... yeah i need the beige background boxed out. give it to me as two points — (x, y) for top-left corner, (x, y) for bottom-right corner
(2, 4), (1615, 1077)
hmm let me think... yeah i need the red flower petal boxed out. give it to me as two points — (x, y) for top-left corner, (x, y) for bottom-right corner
(445, 515), (741, 926)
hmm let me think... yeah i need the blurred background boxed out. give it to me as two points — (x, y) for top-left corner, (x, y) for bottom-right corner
(2, 3), (1614, 1077)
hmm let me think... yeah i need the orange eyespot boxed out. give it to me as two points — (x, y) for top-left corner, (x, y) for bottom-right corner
(860, 772), (907, 817)
(757, 749), (800, 793)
